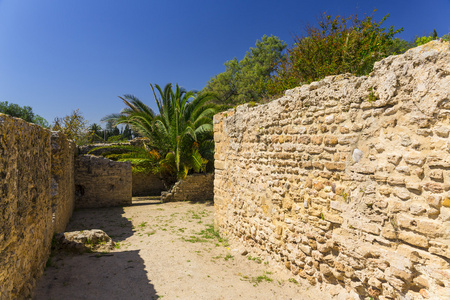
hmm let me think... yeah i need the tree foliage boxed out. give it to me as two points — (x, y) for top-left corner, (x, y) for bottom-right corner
(387, 38), (414, 55)
(0, 101), (49, 127)
(103, 83), (217, 179)
(203, 35), (286, 106)
(52, 109), (89, 145)
(268, 12), (403, 96)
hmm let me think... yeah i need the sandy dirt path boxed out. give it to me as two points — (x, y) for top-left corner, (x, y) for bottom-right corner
(33, 197), (338, 300)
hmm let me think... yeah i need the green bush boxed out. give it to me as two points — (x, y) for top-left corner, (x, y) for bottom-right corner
(268, 11), (402, 96)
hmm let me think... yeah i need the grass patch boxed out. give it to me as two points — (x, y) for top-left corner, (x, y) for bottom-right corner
(288, 278), (299, 284)
(182, 236), (208, 243)
(138, 221), (147, 228)
(247, 255), (262, 264)
(224, 253), (234, 261)
(240, 272), (273, 286)
(181, 224), (228, 246)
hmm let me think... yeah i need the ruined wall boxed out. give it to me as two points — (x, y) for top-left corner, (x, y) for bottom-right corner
(132, 172), (166, 196)
(214, 41), (450, 299)
(51, 132), (76, 233)
(75, 155), (132, 208)
(0, 115), (133, 298)
(161, 173), (214, 202)
(0, 115), (53, 299)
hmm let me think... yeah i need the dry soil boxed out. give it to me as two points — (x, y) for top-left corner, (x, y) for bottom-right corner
(33, 197), (345, 300)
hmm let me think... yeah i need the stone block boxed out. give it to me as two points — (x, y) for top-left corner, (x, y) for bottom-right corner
(323, 135), (338, 146)
(427, 157), (450, 168)
(323, 212), (343, 224)
(398, 231), (429, 248)
(324, 161), (346, 171)
(422, 182), (444, 193)
(429, 170), (444, 181)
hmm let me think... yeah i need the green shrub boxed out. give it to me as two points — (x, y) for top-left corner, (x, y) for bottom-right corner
(268, 11), (402, 96)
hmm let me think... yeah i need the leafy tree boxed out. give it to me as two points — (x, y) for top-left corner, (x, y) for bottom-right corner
(32, 115), (50, 128)
(52, 109), (89, 145)
(103, 83), (217, 179)
(203, 35), (286, 106)
(268, 12), (402, 96)
(0, 101), (49, 128)
(387, 38), (414, 55)
(122, 124), (133, 140)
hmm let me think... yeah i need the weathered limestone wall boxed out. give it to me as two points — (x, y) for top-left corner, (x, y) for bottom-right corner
(51, 132), (76, 233)
(214, 41), (450, 299)
(161, 173), (214, 202)
(0, 114), (53, 299)
(0, 115), (133, 298)
(132, 172), (166, 196)
(74, 155), (132, 208)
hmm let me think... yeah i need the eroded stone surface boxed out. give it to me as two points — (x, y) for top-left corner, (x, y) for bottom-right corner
(214, 41), (450, 300)
(161, 173), (214, 202)
(75, 155), (132, 208)
(54, 229), (115, 253)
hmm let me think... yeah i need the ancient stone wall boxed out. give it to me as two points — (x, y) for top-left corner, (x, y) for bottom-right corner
(161, 173), (214, 202)
(0, 114), (53, 299)
(51, 132), (76, 233)
(214, 41), (450, 299)
(74, 155), (132, 208)
(132, 172), (166, 196)
(0, 115), (134, 298)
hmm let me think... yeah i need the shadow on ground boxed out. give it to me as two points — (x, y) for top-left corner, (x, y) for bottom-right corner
(33, 202), (159, 300)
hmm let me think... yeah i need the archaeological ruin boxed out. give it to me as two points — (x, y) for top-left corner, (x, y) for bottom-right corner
(214, 41), (450, 299)
(0, 40), (449, 299)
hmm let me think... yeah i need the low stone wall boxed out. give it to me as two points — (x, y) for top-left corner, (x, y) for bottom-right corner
(161, 173), (214, 202)
(78, 142), (129, 155)
(132, 172), (166, 196)
(75, 155), (132, 208)
(0, 115), (53, 298)
(214, 41), (450, 299)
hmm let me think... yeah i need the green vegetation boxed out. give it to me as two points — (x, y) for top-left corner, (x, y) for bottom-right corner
(268, 11), (403, 96)
(182, 223), (228, 246)
(241, 272), (274, 286)
(288, 278), (299, 284)
(203, 11), (446, 106)
(102, 83), (217, 179)
(0, 101), (49, 127)
(247, 255), (262, 264)
(415, 29), (450, 46)
(202, 35), (286, 106)
(224, 253), (234, 261)
(87, 121), (134, 143)
(367, 87), (378, 103)
(52, 109), (90, 145)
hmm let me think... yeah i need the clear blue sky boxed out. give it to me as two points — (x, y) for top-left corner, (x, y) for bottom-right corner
(1, 0), (449, 127)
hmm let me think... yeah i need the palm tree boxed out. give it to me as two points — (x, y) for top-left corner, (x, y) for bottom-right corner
(89, 123), (104, 142)
(102, 83), (217, 179)
(151, 83), (217, 178)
